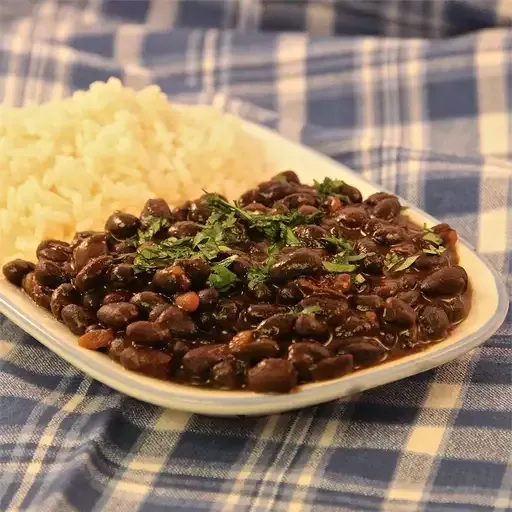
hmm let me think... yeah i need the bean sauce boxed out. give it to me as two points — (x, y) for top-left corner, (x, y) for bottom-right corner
(2, 172), (471, 393)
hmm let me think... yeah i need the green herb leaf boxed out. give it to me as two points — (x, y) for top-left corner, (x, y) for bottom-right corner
(422, 225), (443, 246)
(133, 237), (195, 273)
(299, 304), (323, 316)
(313, 177), (350, 202)
(246, 245), (280, 290)
(322, 261), (358, 273)
(282, 226), (301, 246)
(423, 244), (446, 256)
(205, 193), (320, 243)
(138, 215), (170, 243)
(346, 253), (368, 262)
(384, 251), (403, 271)
(353, 273), (366, 285)
(393, 255), (419, 272)
(322, 235), (353, 252)
(208, 256), (239, 292)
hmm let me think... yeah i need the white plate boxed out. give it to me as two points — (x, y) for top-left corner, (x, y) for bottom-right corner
(0, 118), (508, 416)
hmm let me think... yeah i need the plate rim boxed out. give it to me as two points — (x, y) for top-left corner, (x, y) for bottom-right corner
(0, 117), (508, 415)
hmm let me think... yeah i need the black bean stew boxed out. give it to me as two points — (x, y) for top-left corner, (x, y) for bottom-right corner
(2, 172), (471, 393)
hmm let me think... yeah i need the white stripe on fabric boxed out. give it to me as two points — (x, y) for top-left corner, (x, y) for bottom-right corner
(306, 0), (334, 36)
(146, 0), (179, 29)
(276, 34), (308, 142)
(476, 30), (511, 158)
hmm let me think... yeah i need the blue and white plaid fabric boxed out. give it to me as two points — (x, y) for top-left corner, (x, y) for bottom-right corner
(0, 1), (511, 510)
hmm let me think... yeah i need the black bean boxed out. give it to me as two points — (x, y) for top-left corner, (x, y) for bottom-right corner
(174, 258), (211, 287)
(288, 342), (332, 380)
(61, 304), (96, 335)
(382, 297), (417, 327)
(365, 192), (396, 206)
(34, 259), (66, 289)
(102, 291), (134, 305)
(294, 314), (330, 339)
(182, 344), (232, 378)
(126, 321), (171, 344)
(350, 295), (384, 312)
(294, 225), (328, 246)
(247, 359), (297, 393)
(36, 240), (71, 262)
(105, 211), (140, 239)
(269, 249), (323, 282)
(420, 266), (468, 297)
(82, 291), (103, 311)
(197, 288), (219, 311)
(395, 290), (421, 306)
(157, 306), (197, 336)
(437, 296), (470, 323)
(152, 266), (191, 294)
(50, 283), (80, 320)
(373, 225), (407, 245)
(130, 291), (169, 315)
(373, 197), (401, 220)
(120, 346), (172, 379)
(97, 302), (139, 330)
(73, 233), (108, 272)
(343, 341), (386, 366)
(337, 206), (369, 229)
(211, 360), (246, 390)
(141, 198), (172, 222)
(310, 354), (354, 382)
(229, 331), (280, 361)
(246, 304), (287, 324)
(74, 255), (112, 292)
(276, 192), (318, 210)
(419, 305), (450, 339)
(272, 170), (300, 184)
(187, 196), (211, 224)
(256, 313), (296, 339)
(167, 221), (202, 238)
(2, 259), (35, 286)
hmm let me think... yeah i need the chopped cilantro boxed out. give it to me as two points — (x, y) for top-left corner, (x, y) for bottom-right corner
(313, 177), (350, 203)
(282, 226), (301, 246)
(323, 260), (358, 273)
(208, 255), (239, 292)
(423, 244), (446, 256)
(138, 215), (170, 243)
(322, 235), (353, 252)
(422, 224), (444, 246)
(246, 245), (280, 290)
(384, 251), (419, 272)
(133, 237), (195, 273)
(353, 273), (366, 285)
(205, 193), (319, 243)
(299, 304), (323, 316)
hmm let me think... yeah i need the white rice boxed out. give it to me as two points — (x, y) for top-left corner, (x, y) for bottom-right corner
(0, 78), (269, 263)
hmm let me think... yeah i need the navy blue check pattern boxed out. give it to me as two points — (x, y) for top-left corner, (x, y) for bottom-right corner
(0, 1), (511, 511)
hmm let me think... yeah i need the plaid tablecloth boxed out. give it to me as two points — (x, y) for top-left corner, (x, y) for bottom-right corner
(1, 1), (511, 511)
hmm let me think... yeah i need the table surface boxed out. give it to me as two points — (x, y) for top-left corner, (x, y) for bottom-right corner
(0, 2), (511, 511)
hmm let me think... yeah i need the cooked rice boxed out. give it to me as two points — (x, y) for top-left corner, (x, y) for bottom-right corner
(0, 78), (269, 263)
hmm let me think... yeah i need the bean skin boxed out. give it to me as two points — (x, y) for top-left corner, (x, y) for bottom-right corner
(247, 359), (297, 393)
(78, 329), (114, 350)
(61, 305), (96, 335)
(120, 346), (172, 379)
(97, 302), (139, 330)
(2, 260), (35, 286)
(126, 321), (171, 344)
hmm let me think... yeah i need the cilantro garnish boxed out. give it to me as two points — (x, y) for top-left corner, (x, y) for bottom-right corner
(298, 304), (323, 316)
(246, 245), (280, 290)
(138, 215), (170, 243)
(205, 193), (320, 242)
(353, 273), (366, 285)
(323, 260), (359, 273)
(133, 237), (195, 273)
(313, 177), (351, 203)
(422, 224), (444, 246)
(207, 255), (239, 292)
(384, 251), (419, 272)
(423, 244), (446, 256)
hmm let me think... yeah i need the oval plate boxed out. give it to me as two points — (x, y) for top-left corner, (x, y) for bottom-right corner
(0, 118), (508, 416)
